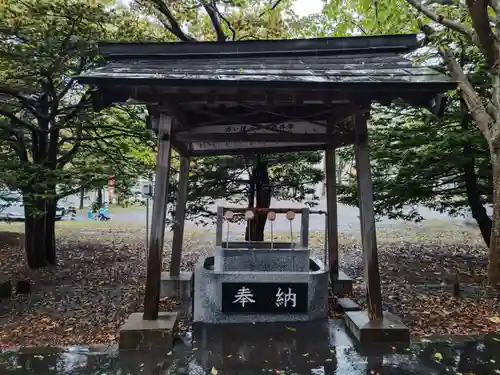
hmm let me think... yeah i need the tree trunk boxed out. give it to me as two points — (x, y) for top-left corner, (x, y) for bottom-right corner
(22, 192), (58, 268)
(336, 151), (345, 185)
(464, 154), (492, 246)
(489, 152), (500, 287)
(462, 102), (492, 246)
(245, 172), (255, 241)
(79, 187), (85, 210)
(44, 198), (57, 265)
(245, 157), (271, 241)
(97, 188), (103, 206)
(24, 210), (46, 269)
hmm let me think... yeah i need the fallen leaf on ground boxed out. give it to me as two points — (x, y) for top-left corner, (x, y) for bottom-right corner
(1, 222), (499, 346)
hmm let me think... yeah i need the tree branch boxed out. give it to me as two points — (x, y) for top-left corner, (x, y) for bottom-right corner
(0, 109), (37, 132)
(56, 115), (83, 167)
(466, 0), (500, 69)
(0, 86), (46, 120)
(143, 0), (195, 41)
(210, 0), (236, 41)
(439, 46), (494, 138)
(56, 90), (93, 127)
(259, 0), (283, 17)
(405, 0), (477, 42)
(423, 0), (456, 5)
(201, 1), (227, 41)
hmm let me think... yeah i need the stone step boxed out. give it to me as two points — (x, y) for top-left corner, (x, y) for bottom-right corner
(337, 298), (361, 312)
(331, 270), (353, 297)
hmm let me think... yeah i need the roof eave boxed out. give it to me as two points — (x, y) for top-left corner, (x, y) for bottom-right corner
(76, 75), (456, 93)
(97, 34), (421, 60)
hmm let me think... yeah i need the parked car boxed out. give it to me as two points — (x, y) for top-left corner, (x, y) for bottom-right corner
(0, 191), (66, 221)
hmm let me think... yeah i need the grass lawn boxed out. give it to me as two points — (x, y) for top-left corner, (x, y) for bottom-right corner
(0, 218), (499, 347)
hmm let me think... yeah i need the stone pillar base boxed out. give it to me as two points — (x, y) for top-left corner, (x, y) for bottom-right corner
(119, 312), (178, 351)
(160, 271), (192, 299)
(345, 311), (409, 346)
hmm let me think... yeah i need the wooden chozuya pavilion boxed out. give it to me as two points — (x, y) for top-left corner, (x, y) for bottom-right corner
(77, 34), (454, 344)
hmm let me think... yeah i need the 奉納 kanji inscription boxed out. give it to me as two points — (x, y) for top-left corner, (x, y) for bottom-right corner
(221, 282), (308, 313)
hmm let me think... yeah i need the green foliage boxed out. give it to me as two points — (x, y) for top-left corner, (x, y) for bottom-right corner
(315, 0), (493, 225)
(134, 0), (302, 41)
(129, 0), (327, 226)
(0, 0), (332, 231)
(323, 0), (420, 36)
(338, 98), (491, 220)
(181, 152), (324, 225)
(0, 0), (161, 209)
(59, 106), (156, 198)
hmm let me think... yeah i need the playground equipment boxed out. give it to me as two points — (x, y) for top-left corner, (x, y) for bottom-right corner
(88, 203), (111, 221)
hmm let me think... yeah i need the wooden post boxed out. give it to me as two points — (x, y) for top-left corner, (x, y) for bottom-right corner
(143, 114), (173, 321)
(300, 208), (310, 247)
(321, 155), (327, 197)
(325, 147), (339, 278)
(215, 206), (224, 246)
(354, 114), (383, 320)
(170, 156), (190, 277)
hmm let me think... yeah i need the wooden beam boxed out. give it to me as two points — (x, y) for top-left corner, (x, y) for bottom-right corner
(175, 132), (338, 143)
(143, 114), (173, 321)
(170, 90), (393, 106)
(169, 91), (353, 106)
(222, 207), (307, 214)
(189, 107), (264, 128)
(148, 107), (190, 156)
(190, 143), (339, 157)
(171, 139), (191, 157)
(170, 156), (190, 277)
(160, 97), (192, 130)
(354, 114), (383, 320)
(325, 146), (339, 278)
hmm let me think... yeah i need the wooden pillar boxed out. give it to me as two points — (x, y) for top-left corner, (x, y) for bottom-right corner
(354, 114), (383, 320)
(170, 156), (190, 277)
(215, 206), (224, 246)
(321, 155), (327, 197)
(325, 147), (339, 278)
(143, 113), (173, 320)
(300, 207), (310, 247)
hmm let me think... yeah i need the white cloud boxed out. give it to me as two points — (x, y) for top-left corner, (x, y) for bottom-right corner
(292, 0), (324, 16)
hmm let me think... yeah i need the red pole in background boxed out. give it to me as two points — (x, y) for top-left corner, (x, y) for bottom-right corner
(108, 175), (115, 204)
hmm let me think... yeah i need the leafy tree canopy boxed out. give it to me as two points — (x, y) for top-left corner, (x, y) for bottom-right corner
(0, 0), (165, 267)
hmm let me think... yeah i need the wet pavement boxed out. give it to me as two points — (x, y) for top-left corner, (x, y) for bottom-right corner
(1, 320), (500, 375)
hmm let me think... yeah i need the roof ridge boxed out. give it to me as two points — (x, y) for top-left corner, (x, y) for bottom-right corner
(98, 35), (420, 60)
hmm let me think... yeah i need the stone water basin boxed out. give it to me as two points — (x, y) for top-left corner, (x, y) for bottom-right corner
(193, 250), (329, 324)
